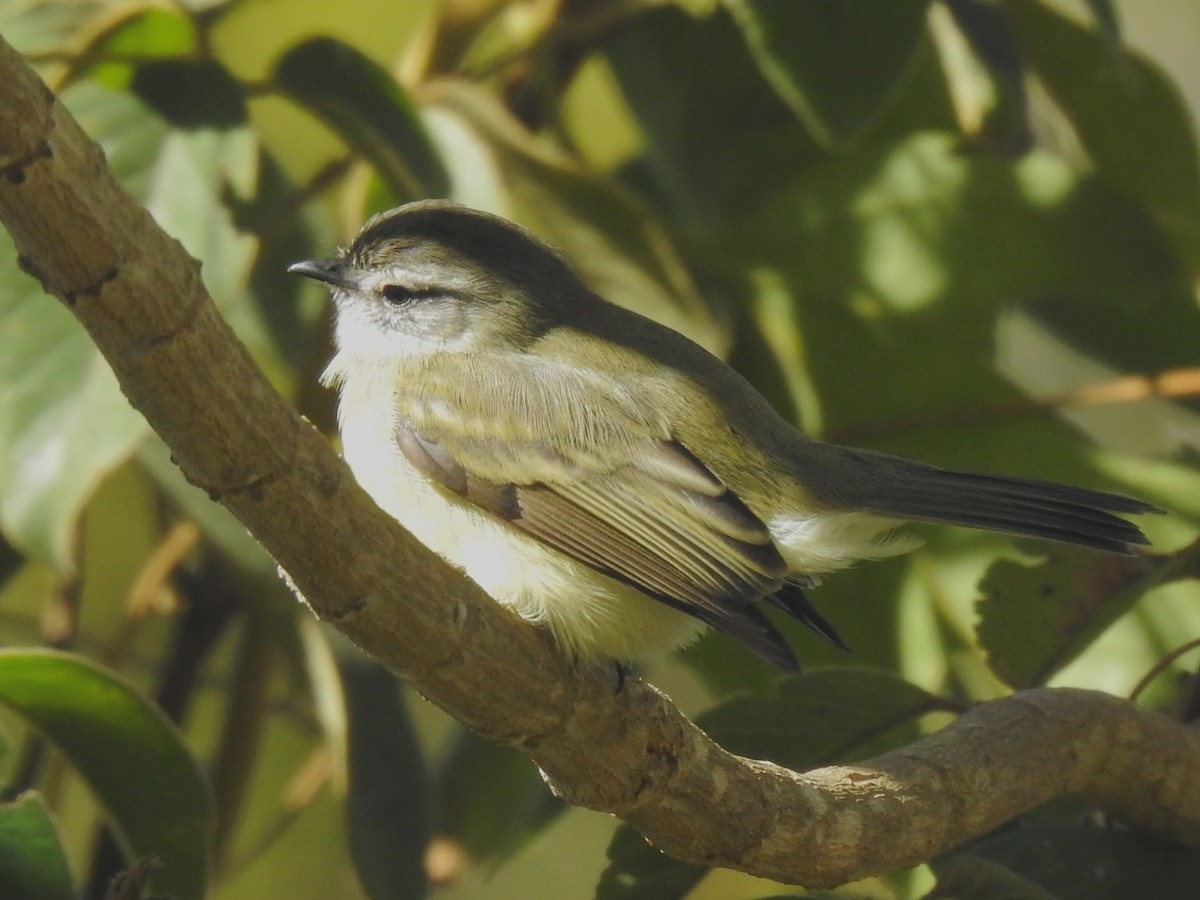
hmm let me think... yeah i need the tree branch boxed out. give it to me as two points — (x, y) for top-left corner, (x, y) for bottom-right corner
(1, 35), (1198, 887)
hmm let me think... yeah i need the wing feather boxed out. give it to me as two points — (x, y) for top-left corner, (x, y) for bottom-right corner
(394, 415), (802, 669)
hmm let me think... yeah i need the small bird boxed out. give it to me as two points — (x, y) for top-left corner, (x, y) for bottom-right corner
(289, 200), (1159, 673)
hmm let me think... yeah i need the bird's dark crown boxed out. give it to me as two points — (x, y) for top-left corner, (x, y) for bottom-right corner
(348, 200), (582, 300)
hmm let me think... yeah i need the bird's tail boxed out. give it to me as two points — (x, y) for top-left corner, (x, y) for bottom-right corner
(809, 446), (1161, 555)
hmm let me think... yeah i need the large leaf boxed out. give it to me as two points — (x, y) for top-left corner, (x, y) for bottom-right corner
(1009, 0), (1200, 268)
(0, 794), (75, 900)
(275, 36), (449, 201)
(698, 667), (954, 768)
(603, 5), (827, 231)
(433, 728), (563, 867)
(0, 650), (211, 900)
(0, 266), (147, 567)
(0, 80), (256, 568)
(723, 0), (930, 147)
(340, 652), (430, 900)
(733, 130), (1197, 471)
(935, 821), (1200, 900)
(976, 543), (1180, 690)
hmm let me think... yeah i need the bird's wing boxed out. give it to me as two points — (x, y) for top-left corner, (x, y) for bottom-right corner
(395, 359), (801, 669)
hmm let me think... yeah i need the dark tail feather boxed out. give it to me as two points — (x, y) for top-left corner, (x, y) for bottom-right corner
(768, 583), (850, 652)
(822, 448), (1162, 555)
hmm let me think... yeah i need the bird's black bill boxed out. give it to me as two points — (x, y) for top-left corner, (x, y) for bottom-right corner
(288, 257), (357, 291)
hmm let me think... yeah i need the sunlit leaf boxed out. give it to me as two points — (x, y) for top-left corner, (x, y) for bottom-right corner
(0, 260), (148, 567)
(95, 7), (196, 58)
(0, 794), (75, 900)
(0, 650), (211, 900)
(276, 36), (449, 200)
(0, 80), (256, 568)
(937, 0), (1031, 153)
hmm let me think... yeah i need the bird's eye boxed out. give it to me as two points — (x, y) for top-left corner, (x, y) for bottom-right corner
(380, 284), (416, 306)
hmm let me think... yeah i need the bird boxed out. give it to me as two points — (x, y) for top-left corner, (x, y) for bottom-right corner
(288, 199), (1160, 673)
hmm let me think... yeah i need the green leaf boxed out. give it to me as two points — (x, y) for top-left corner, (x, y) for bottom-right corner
(275, 36), (449, 200)
(0, 650), (211, 900)
(0, 80), (257, 568)
(130, 59), (248, 128)
(1008, 0), (1200, 267)
(698, 667), (953, 769)
(0, 0), (117, 71)
(0, 794), (76, 900)
(929, 853), (1063, 899)
(96, 7), (197, 58)
(723, 0), (930, 148)
(603, 5), (825, 231)
(596, 824), (706, 900)
(976, 545), (1169, 690)
(340, 653), (430, 900)
(732, 129), (1196, 478)
(433, 728), (563, 866)
(937, 822), (1200, 900)
(938, 0), (1032, 153)
(0, 258), (148, 568)
(79, 7), (199, 88)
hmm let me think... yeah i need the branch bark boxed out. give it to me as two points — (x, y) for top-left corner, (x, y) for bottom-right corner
(1, 35), (1198, 888)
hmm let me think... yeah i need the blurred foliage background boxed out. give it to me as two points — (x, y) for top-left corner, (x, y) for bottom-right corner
(1, 0), (1200, 898)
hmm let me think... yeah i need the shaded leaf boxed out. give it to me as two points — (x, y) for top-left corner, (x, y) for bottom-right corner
(604, 4), (825, 231)
(698, 667), (953, 769)
(0, 650), (211, 900)
(1009, 0), (1200, 267)
(976, 545), (1168, 689)
(131, 59), (247, 127)
(1082, 0), (1122, 52)
(0, 794), (75, 900)
(724, 0), (930, 147)
(936, 822), (1200, 900)
(433, 728), (562, 866)
(929, 853), (1062, 899)
(276, 36), (449, 200)
(341, 652), (429, 900)
(597, 821), (706, 900)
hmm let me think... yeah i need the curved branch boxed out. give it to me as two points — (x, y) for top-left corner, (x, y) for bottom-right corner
(1, 36), (1198, 887)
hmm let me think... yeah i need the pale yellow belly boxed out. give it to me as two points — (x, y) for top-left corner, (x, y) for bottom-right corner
(339, 408), (705, 663)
